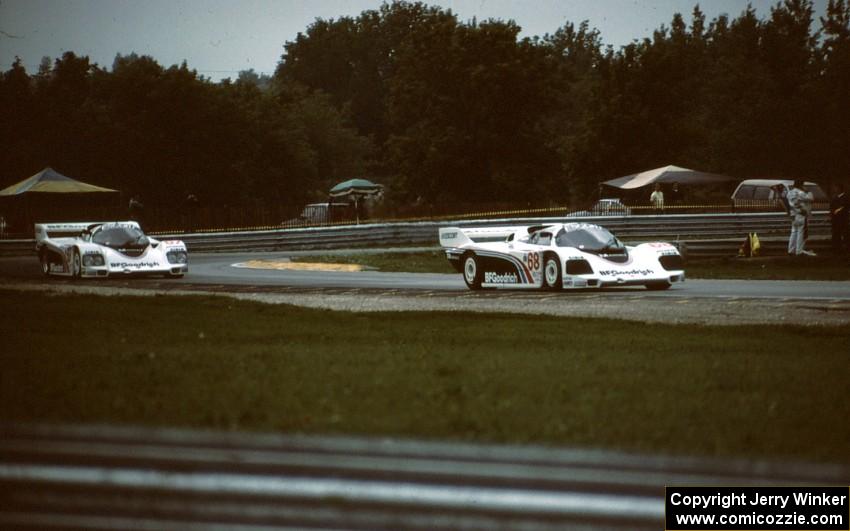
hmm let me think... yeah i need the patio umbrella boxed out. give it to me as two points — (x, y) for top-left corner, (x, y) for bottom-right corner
(328, 178), (383, 197)
(328, 179), (383, 223)
(602, 165), (735, 189)
(0, 167), (117, 195)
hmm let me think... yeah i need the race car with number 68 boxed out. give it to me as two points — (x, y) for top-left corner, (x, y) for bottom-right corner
(439, 223), (684, 290)
(35, 221), (188, 279)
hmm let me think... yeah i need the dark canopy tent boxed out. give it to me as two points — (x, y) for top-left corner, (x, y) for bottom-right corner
(0, 167), (120, 236)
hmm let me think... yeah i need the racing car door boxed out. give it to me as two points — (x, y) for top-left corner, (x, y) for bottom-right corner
(509, 229), (551, 286)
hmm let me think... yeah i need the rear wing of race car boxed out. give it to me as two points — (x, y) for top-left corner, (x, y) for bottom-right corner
(439, 226), (531, 248)
(35, 222), (98, 245)
(34, 221), (141, 244)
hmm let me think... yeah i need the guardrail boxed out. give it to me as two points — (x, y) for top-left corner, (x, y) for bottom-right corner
(2, 423), (846, 530)
(166, 211), (831, 259)
(0, 212), (831, 259)
(0, 239), (35, 257)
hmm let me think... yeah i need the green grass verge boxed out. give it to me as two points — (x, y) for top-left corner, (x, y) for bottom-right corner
(293, 250), (850, 280)
(2, 289), (848, 464)
(685, 255), (850, 280)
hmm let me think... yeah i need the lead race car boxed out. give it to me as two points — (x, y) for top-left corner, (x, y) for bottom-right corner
(35, 221), (188, 278)
(439, 222), (684, 290)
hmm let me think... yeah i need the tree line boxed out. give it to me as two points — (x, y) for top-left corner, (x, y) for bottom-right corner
(1, 0), (848, 218)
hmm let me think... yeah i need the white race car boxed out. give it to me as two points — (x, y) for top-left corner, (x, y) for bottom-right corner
(439, 223), (684, 290)
(35, 221), (188, 278)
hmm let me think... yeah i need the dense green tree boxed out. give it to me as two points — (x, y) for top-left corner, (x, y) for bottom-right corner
(817, 0), (850, 184)
(0, 58), (38, 177)
(2, 0), (848, 225)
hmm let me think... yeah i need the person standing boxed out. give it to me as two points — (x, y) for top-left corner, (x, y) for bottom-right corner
(830, 183), (849, 254)
(183, 192), (200, 232)
(771, 184), (790, 214)
(650, 183), (664, 213)
(668, 181), (683, 208)
(128, 195), (144, 223)
(786, 180), (814, 256)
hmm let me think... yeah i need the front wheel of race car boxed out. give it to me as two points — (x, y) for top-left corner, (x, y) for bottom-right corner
(39, 249), (51, 276)
(645, 281), (671, 290)
(462, 253), (483, 290)
(543, 255), (562, 290)
(71, 248), (82, 279)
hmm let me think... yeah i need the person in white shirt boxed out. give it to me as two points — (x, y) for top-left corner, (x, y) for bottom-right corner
(786, 180), (815, 256)
(650, 183), (664, 213)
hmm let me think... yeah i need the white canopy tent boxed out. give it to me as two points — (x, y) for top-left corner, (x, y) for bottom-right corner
(602, 165), (735, 189)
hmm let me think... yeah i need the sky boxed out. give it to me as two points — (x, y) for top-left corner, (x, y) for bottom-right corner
(0, 0), (830, 82)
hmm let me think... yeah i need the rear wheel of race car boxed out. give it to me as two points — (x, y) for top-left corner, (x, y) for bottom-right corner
(462, 253), (483, 290)
(71, 248), (82, 279)
(645, 281), (671, 290)
(39, 249), (51, 276)
(543, 254), (562, 290)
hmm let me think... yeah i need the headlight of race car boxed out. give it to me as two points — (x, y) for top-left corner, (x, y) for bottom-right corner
(166, 250), (188, 264)
(82, 254), (105, 266)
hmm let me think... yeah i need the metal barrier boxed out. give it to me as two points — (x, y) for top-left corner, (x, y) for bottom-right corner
(1, 212), (831, 259)
(2, 423), (846, 530)
(0, 239), (37, 257)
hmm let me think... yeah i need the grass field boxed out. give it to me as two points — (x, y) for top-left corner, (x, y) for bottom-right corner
(292, 250), (850, 280)
(685, 256), (850, 280)
(3, 289), (849, 465)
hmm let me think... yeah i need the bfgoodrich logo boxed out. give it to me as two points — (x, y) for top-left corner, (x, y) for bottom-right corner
(485, 271), (518, 284)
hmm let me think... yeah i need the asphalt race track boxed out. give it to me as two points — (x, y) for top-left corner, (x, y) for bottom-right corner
(3, 251), (850, 301)
(201, 252), (850, 300)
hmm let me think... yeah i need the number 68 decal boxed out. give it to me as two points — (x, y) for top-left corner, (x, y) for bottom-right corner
(526, 252), (540, 270)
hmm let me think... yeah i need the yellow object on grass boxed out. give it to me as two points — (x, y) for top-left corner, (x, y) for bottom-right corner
(234, 259), (364, 272)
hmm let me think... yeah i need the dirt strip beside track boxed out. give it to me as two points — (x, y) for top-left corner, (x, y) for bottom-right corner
(4, 279), (850, 326)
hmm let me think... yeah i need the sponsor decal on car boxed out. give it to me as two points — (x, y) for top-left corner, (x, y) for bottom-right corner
(109, 261), (160, 269)
(484, 271), (519, 284)
(598, 268), (654, 276)
(440, 231), (458, 241)
(102, 222), (138, 229)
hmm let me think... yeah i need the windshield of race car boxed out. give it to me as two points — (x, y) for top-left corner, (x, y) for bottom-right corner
(92, 226), (149, 249)
(555, 226), (623, 251)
